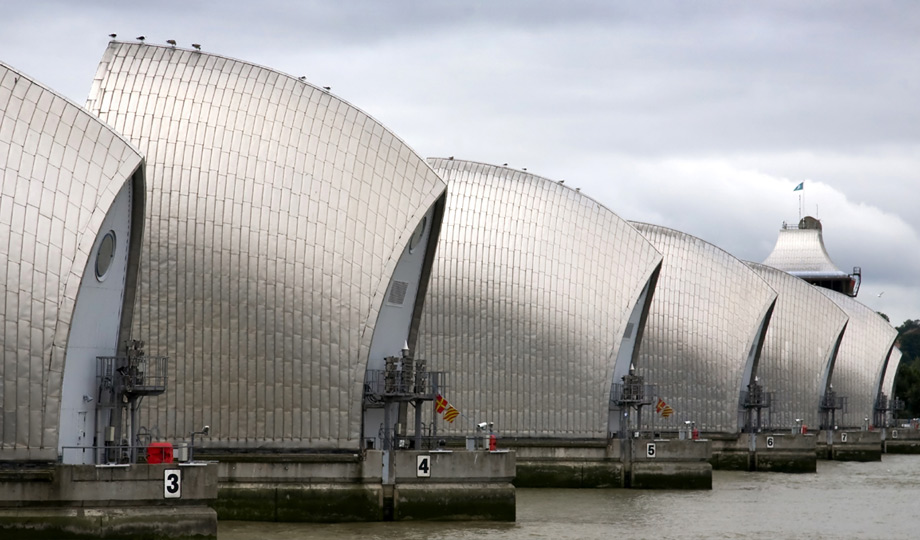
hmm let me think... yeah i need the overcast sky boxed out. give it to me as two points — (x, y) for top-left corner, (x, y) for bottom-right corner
(3, 1), (918, 326)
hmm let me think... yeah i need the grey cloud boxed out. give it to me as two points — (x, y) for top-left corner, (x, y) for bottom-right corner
(1, 0), (917, 326)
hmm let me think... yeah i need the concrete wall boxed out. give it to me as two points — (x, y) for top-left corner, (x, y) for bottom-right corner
(0, 464), (217, 539)
(214, 450), (515, 522)
(712, 433), (816, 473)
(816, 430), (882, 461)
(392, 450), (515, 520)
(508, 438), (711, 489)
(215, 452), (382, 522)
(628, 438), (712, 489)
(883, 427), (920, 454)
(508, 440), (623, 488)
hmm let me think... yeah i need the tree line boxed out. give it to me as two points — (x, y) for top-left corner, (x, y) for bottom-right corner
(893, 318), (920, 419)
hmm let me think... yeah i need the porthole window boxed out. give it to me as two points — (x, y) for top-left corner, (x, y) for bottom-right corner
(408, 217), (427, 253)
(95, 231), (116, 280)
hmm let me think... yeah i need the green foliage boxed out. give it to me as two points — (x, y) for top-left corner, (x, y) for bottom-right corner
(895, 363), (920, 418)
(896, 319), (920, 361)
(893, 319), (920, 417)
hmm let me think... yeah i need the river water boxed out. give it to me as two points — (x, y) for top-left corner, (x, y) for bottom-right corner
(219, 455), (920, 540)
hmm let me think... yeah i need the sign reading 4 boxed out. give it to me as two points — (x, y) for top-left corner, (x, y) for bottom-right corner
(417, 455), (431, 478)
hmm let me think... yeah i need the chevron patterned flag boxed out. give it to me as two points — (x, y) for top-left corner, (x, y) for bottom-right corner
(656, 397), (674, 418)
(435, 394), (448, 414)
(443, 405), (460, 423)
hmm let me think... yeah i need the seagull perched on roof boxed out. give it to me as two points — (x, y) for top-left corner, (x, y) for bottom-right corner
(299, 76), (306, 81)
(136, 35), (145, 42)
(166, 39), (177, 47)
(108, 33), (117, 39)
(322, 86), (331, 91)
(192, 43), (201, 50)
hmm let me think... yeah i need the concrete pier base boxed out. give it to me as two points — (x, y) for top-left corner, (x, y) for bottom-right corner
(511, 442), (623, 488)
(816, 430), (882, 461)
(394, 483), (514, 521)
(882, 427), (920, 454)
(391, 450), (515, 521)
(511, 438), (711, 490)
(218, 482), (383, 522)
(215, 453), (384, 522)
(712, 433), (816, 473)
(213, 449), (515, 522)
(514, 459), (624, 488)
(627, 438), (712, 489)
(0, 463), (218, 539)
(0, 505), (215, 540)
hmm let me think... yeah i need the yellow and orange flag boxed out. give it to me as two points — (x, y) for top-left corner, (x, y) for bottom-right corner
(655, 397), (674, 418)
(443, 405), (460, 423)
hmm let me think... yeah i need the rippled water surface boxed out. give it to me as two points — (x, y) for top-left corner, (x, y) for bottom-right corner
(220, 455), (920, 540)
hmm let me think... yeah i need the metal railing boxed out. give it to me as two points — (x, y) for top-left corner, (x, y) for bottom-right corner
(821, 392), (847, 411)
(61, 442), (194, 466)
(97, 355), (168, 396)
(874, 394), (903, 428)
(610, 381), (656, 408)
(61, 444), (138, 465)
(740, 386), (773, 410)
(820, 391), (848, 429)
(363, 361), (446, 404)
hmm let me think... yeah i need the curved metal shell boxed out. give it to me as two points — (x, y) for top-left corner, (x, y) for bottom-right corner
(630, 223), (777, 434)
(86, 43), (446, 449)
(882, 347), (901, 401)
(880, 346), (902, 426)
(416, 159), (663, 438)
(746, 262), (849, 429)
(818, 288), (897, 427)
(0, 62), (144, 459)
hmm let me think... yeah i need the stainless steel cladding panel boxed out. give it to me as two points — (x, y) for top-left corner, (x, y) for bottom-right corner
(878, 347), (902, 427)
(87, 43), (446, 449)
(631, 223), (777, 434)
(818, 289), (897, 427)
(747, 262), (848, 429)
(416, 159), (662, 438)
(882, 347), (901, 402)
(0, 62), (144, 459)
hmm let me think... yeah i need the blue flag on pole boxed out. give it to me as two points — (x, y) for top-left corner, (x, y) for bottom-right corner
(793, 182), (804, 191)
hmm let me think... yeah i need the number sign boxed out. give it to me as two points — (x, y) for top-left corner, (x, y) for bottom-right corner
(417, 455), (431, 478)
(164, 469), (181, 498)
